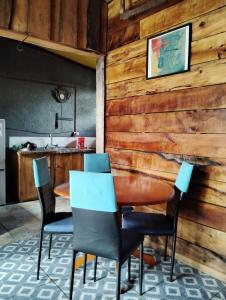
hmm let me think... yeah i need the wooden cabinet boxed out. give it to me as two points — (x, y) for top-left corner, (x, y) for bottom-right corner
(14, 152), (84, 202)
(17, 153), (52, 202)
(53, 153), (84, 187)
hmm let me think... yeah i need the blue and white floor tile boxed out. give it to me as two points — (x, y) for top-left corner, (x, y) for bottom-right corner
(0, 234), (225, 299)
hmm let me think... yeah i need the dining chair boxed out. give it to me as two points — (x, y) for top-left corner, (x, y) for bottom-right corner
(69, 171), (144, 300)
(84, 152), (133, 281)
(123, 161), (194, 281)
(84, 153), (111, 173)
(33, 157), (74, 280)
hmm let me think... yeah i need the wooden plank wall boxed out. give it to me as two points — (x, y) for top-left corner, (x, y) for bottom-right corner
(105, 0), (226, 282)
(0, 0), (107, 53)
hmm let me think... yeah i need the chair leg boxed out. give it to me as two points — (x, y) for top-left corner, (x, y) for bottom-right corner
(48, 233), (52, 259)
(94, 256), (98, 282)
(164, 236), (168, 261)
(69, 250), (77, 300)
(83, 253), (87, 284)
(116, 261), (121, 300)
(37, 230), (44, 280)
(139, 241), (144, 296)
(128, 255), (131, 283)
(170, 233), (177, 282)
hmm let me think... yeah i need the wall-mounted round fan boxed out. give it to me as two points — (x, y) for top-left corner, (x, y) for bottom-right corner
(52, 87), (71, 103)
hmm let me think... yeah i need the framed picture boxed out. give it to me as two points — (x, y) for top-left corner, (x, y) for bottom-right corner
(146, 24), (191, 79)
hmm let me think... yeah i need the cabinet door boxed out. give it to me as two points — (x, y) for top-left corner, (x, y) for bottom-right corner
(54, 153), (83, 187)
(18, 154), (52, 201)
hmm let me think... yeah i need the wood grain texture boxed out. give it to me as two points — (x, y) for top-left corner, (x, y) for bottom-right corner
(192, 6), (226, 41)
(148, 236), (226, 282)
(77, 0), (88, 49)
(107, 59), (226, 99)
(106, 132), (226, 158)
(59, 0), (78, 47)
(106, 31), (226, 83)
(107, 30), (226, 66)
(177, 218), (226, 256)
(107, 22), (140, 51)
(106, 84), (226, 115)
(11, 0), (28, 32)
(107, 38), (146, 65)
(87, 0), (101, 51)
(106, 109), (226, 134)
(100, 0), (108, 53)
(121, 0), (182, 20)
(50, 0), (61, 42)
(140, 0), (226, 38)
(107, 148), (226, 182)
(191, 31), (226, 64)
(28, 0), (51, 40)
(0, 0), (12, 28)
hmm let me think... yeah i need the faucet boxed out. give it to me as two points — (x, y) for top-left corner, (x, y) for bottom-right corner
(48, 133), (58, 148)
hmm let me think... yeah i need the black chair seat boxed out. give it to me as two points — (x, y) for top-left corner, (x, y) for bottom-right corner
(123, 212), (174, 235)
(121, 229), (143, 262)
(44, 216), (73, 233)
(45, 212), (72, 225)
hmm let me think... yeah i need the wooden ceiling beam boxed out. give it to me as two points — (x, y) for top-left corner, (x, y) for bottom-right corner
(120, 0), (183, 20)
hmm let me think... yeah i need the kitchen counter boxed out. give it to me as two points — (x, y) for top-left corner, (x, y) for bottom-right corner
(17, 148), (95, 155)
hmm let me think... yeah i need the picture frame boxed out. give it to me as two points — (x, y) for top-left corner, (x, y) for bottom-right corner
(146, 24), (192, 80)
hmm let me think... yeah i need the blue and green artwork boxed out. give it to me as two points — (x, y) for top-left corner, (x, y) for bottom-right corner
(147, 24), (191, 79)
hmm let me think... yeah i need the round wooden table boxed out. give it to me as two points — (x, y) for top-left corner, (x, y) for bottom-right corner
(54, 176), (175, 267)
(54, 176), (175, 206)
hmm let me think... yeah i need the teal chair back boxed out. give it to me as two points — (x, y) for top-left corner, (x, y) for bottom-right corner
(166, 161), (194, 224)
(175, 161), (194, 193)
(33, 156), (50, 187)
(70, 171), (120, 259)
(84, 153), (110, 173)
(33, 157), (55, 217)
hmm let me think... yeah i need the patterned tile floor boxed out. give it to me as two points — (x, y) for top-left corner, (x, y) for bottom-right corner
(0, 201), (225, 299)
(0, 234), (225, 300)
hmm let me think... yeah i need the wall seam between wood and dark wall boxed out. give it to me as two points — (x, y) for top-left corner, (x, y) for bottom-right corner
(105, 0), (226, 282)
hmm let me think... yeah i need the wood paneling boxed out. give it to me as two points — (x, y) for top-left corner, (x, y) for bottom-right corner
(59, 0), (78, 47)
(149, 236), (226, 282)
(28, 0), (51, 40)
(106, 32), (226, 84)
(0, 0), (12, 28)
(107, 31), (226, 66)
(107, 22), (140, 51)
(140, 0), (226, 38)
(11, 0), (28, 32)
(106, 84), (226, 115)
(77, 0), (88, 49)
(107, 148), (226, 182)
(106, 109), (226, 133)
(107, 59), (226, 99)
(0, 0), (107, 54)
(106, 0), (226, 281)
(106, 132), (226, 158)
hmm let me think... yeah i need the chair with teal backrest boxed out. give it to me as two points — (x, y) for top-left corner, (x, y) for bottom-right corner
(69, 171), (144, 300)
(33, 157), (74, 280)
(84, 153), (111, 173)
(84, 153), (133, 282)
(123, 161), (194, 281)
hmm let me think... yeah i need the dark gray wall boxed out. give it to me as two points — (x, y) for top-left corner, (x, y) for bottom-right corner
(0, 37), (96, 145)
